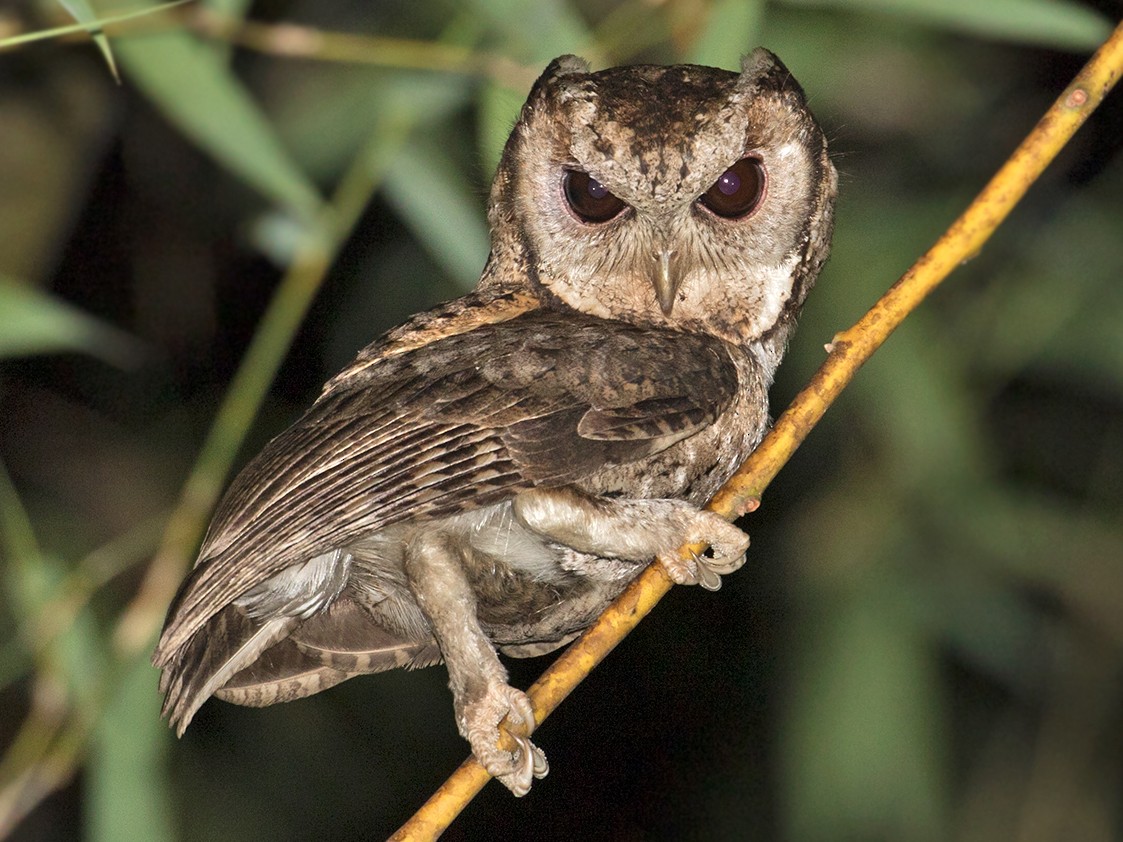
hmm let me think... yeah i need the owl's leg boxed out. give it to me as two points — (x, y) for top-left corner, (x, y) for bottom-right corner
(513, 487), (749, 591)
(403, 530), (548, 796)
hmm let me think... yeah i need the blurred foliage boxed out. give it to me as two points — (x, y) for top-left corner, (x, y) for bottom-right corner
(0, 0), (1121, 840)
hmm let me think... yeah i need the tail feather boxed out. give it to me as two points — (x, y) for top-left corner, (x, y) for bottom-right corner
(212, 639), (354, 707)
(159, 607), (298, 735)
(290, 598), (441, 671)
(156, 596), (440, 735)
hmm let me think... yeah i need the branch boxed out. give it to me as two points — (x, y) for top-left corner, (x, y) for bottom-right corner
(391, 19), (1123, 841)
(189, 9), (542, 91)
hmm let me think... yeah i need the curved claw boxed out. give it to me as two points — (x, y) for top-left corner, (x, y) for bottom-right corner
(657, 508), (748, 589)
(499, 734), (549, 796)
(690, 550), (723, 591)
(462, 683), (548, 796)
(531, 743), (549, 777)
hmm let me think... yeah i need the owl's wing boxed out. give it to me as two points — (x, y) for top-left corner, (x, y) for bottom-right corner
(154, 309), (738, 663)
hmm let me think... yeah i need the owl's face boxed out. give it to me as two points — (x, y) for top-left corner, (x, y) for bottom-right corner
(488, 51), (837, 360)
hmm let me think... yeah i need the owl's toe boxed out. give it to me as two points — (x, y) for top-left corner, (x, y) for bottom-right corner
(658, 510), (749, 590)
(461, 682), (548, 796)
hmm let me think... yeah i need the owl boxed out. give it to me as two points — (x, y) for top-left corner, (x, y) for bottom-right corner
(153, 49), (837, 796)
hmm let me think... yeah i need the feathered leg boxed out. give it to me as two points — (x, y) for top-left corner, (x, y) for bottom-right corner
(403, 530), (548, 796)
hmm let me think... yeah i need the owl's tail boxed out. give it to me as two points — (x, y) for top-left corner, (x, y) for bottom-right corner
(155, 596), (441, 736)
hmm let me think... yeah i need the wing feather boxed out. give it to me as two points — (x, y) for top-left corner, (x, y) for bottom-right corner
(155, 310), (738, 667)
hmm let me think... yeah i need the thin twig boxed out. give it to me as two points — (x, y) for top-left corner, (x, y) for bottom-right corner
(0, 0), (192, 50)
(390, 18), (1123, 840)
(2, 5), (542, 89)
(190, 8), (541, 91)
(0, 674), (86, 838)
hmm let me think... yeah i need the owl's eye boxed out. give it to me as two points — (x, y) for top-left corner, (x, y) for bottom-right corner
(698, 157), (765, 219)
(563, 170), (627, 223)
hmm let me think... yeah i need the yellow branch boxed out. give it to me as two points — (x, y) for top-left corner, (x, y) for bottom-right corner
(391, 19), (1123, 841)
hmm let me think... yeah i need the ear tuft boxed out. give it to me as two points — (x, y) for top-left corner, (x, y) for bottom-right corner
(545, 54), (592, 79)
(737, 48), (803, 101)
(740, 48), (779, 80)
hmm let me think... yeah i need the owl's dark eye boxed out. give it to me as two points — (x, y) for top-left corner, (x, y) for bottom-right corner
(563, 170), (627, 223)
(698, 157), (765, 219)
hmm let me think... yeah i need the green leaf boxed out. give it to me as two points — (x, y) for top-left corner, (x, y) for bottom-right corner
(784, 582), (948, 841)
(0, 459), (39, 691)
(962, 182), (1123, 391)
(781, 0), (1111, 51)
(462, 0), (599, 64)
(381, 133), (490, 289)
(57, 0), (120, 81)
(113, 14), (322, 219)
(203, 0), (254, 17)
(0, 278), (142, 365)
(87, 657), (174, 842)
(202, 0), (255, 62)
(477, 80), (526, 183)
(0, 458), (40, 597)
(277, 70), (472, 185)
(0, 0), (190, 50)
(689, 0), (766, 68)
(589, 2), (670, 63)
(0, 460), (106, 704)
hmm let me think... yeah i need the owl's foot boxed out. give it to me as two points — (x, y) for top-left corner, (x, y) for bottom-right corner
(514, 488), (750, 590)
(459, 682), (548, 796)
(657, 509), (749, 591)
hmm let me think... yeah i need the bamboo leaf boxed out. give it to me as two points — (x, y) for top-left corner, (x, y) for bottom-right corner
(57, 0), (120, 81)
(382, 136), (489, 289)
(113, 14), (322, 218)
(0, 278), (142, 365)
(203, 0), (253, 17)
(689, 0), (766, 68)
(782, 0), (1111, 50)
(87, 658), (174, 842)
(784, 583), (947, 841)
(462, 0), (598, 62)
(477, 80), (526, 179)
(0, 459), (39, 602)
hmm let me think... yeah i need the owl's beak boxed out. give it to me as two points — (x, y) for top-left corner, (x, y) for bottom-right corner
(653, 249), (680, 316)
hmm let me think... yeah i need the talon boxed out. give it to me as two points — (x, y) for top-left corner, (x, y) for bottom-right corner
(503, 737), (536, 796)
(657, 510), (749, 589)
(692, 551), (722, 591)
(531, 743), (549, 778)
(461, 682), (547, 796)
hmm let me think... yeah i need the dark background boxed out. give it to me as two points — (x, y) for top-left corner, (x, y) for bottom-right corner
(2, 1), (1122, 839)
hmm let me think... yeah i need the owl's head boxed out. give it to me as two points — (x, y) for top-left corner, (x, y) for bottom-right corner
(485, 50), (837, 365)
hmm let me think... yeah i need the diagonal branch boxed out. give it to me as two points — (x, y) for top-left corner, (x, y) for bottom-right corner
(391, 19), (1123, 841)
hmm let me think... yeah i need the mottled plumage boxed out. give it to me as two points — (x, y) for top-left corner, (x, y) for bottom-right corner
(154, 49), (837, 795)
